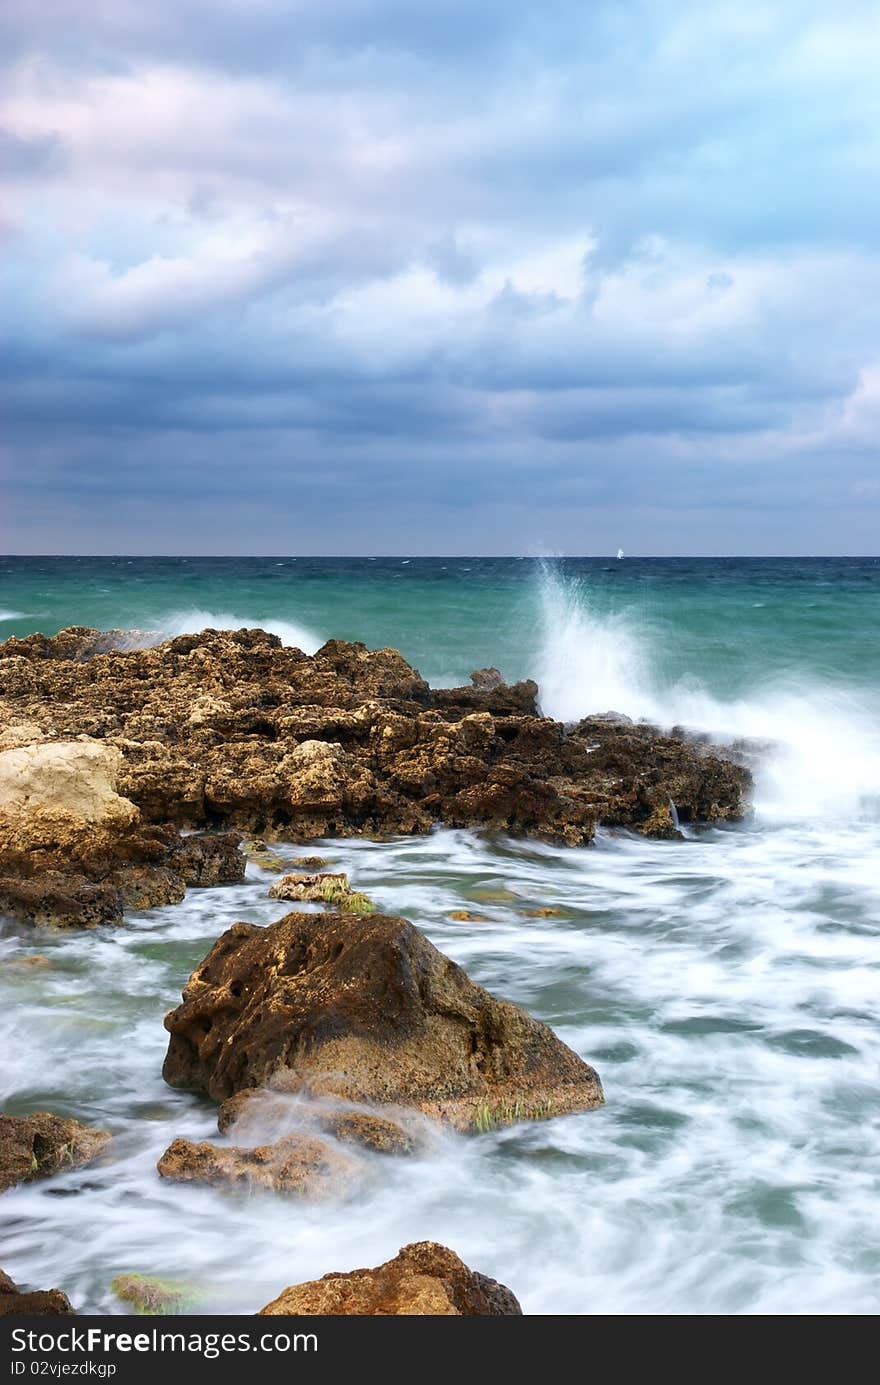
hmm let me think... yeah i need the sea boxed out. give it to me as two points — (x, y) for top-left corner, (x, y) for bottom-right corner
(0, 555), (878, 1314)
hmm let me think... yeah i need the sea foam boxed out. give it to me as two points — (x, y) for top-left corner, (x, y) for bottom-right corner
(535, 564), (880, 823)
(159, 609), (323, 656)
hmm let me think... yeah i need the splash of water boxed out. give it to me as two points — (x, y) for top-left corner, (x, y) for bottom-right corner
(159, 609), (322, 656)
(534, 564), (880, 822)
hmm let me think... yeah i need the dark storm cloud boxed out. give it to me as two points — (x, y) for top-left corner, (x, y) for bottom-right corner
(2, 1), (880, 552)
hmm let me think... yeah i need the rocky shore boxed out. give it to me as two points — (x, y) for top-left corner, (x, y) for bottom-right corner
(0, 625), (754, 1314)
(0, 626), (751, 929)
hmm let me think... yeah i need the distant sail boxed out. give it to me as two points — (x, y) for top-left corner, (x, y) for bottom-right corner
(616, 548), (624, 560)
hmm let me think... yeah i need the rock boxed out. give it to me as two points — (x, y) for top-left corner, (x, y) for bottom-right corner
(4, 953), (50, 966)
(638, 803), (684, 840)
(316, 1111), (416, 1155)
(291, 856), (330, 871)
(0, 873), (125, 928)
(0, 740), (138, 855)
(156, 1134), (359, 1197)
(268, 872), (374, 914)
(267, 872), (349, 901)
(162, 910), (603, 1129)
(0, 1113), (111, 1193)
(216, 1087), (418, 1155)
(168, 832), (245, 887)
(0, 1269), (74, 1316)
(469, 668), (505, 691)
(524, 907), (565, 918)
(258, 1241), (521, 1315)
(111, 1273), (200, 1315)
(109, 865), (187, 910)
(448, 910), (490, 922)
(0, 628), (751, 853)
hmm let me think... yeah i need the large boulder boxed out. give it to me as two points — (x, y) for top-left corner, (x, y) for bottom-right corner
(0, 740), (138, 855)
(0, 1269), (74, 1316)
(162, 911), (603, 1129)
(0, 1113), (110, 1193)
(258, 1242), (521, 1315)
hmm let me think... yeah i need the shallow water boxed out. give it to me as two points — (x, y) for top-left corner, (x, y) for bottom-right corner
(1, 816), (878, 1316)
(1, 556), (879, 1314)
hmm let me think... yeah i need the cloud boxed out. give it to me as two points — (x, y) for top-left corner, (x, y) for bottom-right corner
(2, 0), (880, 551)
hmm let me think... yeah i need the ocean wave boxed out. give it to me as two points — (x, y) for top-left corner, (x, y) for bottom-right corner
(0, 610), (24, 622)
(535, 564), (880, 822)
(158, 608), (322, 656)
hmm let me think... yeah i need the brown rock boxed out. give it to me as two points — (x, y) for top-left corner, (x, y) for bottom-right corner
(0, 628), (750, 858)
(0, 1269), (74, 1316)
(162, 910), (603, 1129)
(267, 871), (349, 902)
(156, 1134), (358, 1197)
(316, 1111), (416, 1155)
(0, 1113), (111, 1193)
(258, 1241), (521, 1315)
(216, 1088), (416, 1154)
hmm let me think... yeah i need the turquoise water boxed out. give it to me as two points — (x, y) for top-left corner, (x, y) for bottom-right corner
(1, 557), (879, 1314)
(2, 555), (880, 694)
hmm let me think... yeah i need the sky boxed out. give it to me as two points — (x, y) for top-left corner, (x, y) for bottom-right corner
(2, 0), (880, 555)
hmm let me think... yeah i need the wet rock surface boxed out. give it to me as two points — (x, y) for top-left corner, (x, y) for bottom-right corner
(156, 1133), (359, 1197)
(0, 1269), (75, 1316)
(216, 1085), (419, 1155)
(0, 627), (750, 926)
(162, 909), (604, 1128)
(0, 627), (750, 855)
(0, 1112), (110, 1193)
(258, 1241), (522, 1315)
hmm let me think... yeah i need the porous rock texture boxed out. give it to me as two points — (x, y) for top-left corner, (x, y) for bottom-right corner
(0, 732), (244, 927)
(0, 627), (749, 845)
(0, 1269), (74, 1316)
(258, 1241), (522, 1316)
(156, 1133), (359, 1198)
(162, 910), (604, 1129)
(0, 627), (750, 924)
(0, 1112), (110, 1193)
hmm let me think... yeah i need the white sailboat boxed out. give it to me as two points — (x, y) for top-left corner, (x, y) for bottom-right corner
(616, 548), (624, 560)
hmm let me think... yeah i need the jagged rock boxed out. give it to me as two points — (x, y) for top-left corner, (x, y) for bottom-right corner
(156, 1134), (359, 1197)
(0, 740), (138, 855)
(258, 1242), (521, 1315)
(0, 1269), (74, 1316)
(0, 733), (245, 926)
(168, 832), (245, 887)
(291, 856), (330, 871)
(162, 910), (603, 1129)
(470, 667), (505, 691)
(0, 1112), (110, 1193)
(0, 629), (750, 858)
(267, 872), (348, 902)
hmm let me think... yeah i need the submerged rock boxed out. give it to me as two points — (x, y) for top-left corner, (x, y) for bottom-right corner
(258, 1241), (521, 1316)
(0, 1112), (110, 1193)
(111, 1273), (201, 1315)
(0, 1269), (74, 1316)
(156, 1134), (358, 1197)
(162, 910), (603, 1129)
